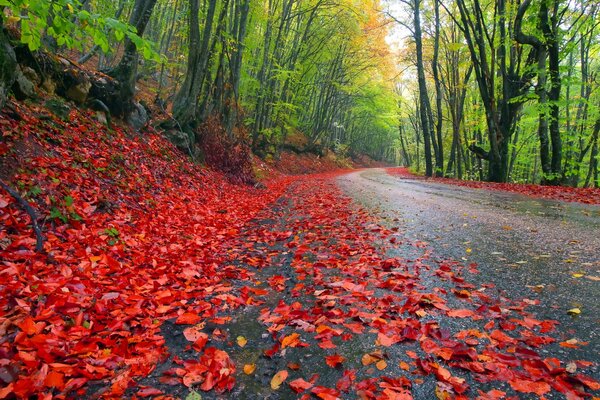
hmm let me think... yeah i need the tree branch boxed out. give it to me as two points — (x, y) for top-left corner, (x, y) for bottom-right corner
(0, 179), (45, 252)
(514, 0), (542, 47)
(468, 144), (490, 160)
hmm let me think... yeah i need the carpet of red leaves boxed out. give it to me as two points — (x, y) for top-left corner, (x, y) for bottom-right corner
(272, 151), (352, 175)
(386, 168), (600, 205)
(0, 102), (294, 398)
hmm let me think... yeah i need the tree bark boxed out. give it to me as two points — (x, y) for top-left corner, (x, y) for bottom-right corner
(413, 0), (433, 177)
(0, 17), (17, 109)
(107, 0), (158, 117)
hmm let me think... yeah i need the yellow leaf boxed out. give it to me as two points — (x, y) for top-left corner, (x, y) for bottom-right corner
(567, 308), (581, 316)
(585, 275), (600, 282)
(243, 364), (256, 375)
(237, 336), (247, 347)
(67, 3), (74, 12)
(572, 273), (584, 278)
(270, 370), (288, 390)
(376, 360), (387, 370)
(6, 16), (21, 24)
(465, 248), (472, 254)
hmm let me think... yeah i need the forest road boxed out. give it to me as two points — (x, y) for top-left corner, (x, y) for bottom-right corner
(338, 168), (600, 361)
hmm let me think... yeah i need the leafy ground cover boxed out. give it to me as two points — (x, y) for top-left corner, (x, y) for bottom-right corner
(0, 102), (294, 398)
(385, 168), (600, 205)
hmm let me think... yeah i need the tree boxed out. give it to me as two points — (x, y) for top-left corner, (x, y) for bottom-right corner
(0, 17), (17, 109)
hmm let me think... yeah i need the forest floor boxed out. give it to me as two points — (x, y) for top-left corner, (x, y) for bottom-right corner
(1, 101), (600, 399)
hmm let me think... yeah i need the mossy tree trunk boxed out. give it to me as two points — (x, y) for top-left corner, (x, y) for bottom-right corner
(0, 18), (17, 110)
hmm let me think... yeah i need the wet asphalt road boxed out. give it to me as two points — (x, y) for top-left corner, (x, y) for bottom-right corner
(338, 169), (600, 361)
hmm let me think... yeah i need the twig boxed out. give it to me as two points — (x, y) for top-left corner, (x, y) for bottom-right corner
(0, 179), (45, 253)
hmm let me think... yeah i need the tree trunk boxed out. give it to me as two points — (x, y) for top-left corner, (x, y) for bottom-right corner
(432, 0), (444, 176)
(413, 0), (433, 177)
(171, 0), (218, 129)
(0, 18), (17, 109)
(107, 0), (158, 117)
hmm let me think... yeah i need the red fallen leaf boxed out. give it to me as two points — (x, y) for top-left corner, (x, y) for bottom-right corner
(377, 332), (399, 347)
(176, 313), (202, 325)
(193, 335), (209, 352)
(137, 387), (164, 397)
(336, 369), (356, 392)
(0, 383), (13, 399)
(489, 330), (518, 345)
(325, 354), (345, 368)
(311, 385), (341, 400)
(573, 374), (600, 390)
(264, 343), (280, 358)
(288, 362), (301, 370)
(109, 369), (131, 396)
(183, 324), (206, 342)
(289, 378), (313, 393)
(476, 389), (506, 399)
(44, 371), (65, 390)
(420, 338), (439, 354)
(17, 317), (41, 335)
(447, 309), (475, 318)
(318, 339), (337, 349)
(343, 322), (364, 334)
(509, 379), (551, 395)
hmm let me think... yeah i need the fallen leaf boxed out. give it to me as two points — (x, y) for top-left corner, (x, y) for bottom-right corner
(271, 370), (288, 390)
(289, 378), (313, 393)
(325, 354), (345, 368)
(243, 364), (256, 375)
(237, 336), (247, 347)
(376, 360), (387, 370)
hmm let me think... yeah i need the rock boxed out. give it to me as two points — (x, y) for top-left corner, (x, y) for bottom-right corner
(21, 66), (40, 86)
(127, 102), (149, 130)
(41, 78), (57, 95)
(12, 65), (36, 99)
(165, 130), (192, 153)
(65, 79), (91, 104)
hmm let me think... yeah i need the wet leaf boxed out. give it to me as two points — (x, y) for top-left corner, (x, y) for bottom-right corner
(270, 370), (288, 390)
(236, 336), (247, 347)
(567, 307), (581, 316)
(289, 378), (313, 393)
(376, 360), (387, 370)
(325, 354), (345, 368)
(243, 364), (256, 375)
(185, 390), (202, 400)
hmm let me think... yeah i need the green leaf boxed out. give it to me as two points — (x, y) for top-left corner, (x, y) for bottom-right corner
(185, 390), (202, 400)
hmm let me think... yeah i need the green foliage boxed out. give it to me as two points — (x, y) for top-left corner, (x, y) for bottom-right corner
(1, 0), (160, 62)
